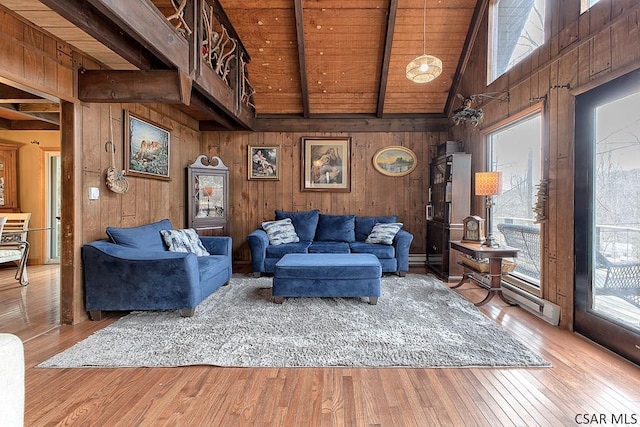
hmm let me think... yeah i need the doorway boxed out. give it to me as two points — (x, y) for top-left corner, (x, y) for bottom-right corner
(45, 151), (61, 263)
(575, 69), (640, 364)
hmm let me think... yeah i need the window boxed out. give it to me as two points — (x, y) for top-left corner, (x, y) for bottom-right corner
(581, 0), (601, 13)
(488, 0), (545, 83)
(486, 109), (544, 292)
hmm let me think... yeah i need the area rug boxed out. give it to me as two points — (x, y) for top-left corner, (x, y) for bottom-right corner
(38, 274), (550, 368)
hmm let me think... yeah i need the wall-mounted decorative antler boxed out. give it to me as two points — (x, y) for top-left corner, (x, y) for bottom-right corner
(452, 91), (509, 126)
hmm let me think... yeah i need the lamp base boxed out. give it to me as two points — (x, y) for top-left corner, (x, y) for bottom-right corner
(481, 236), (500, 248)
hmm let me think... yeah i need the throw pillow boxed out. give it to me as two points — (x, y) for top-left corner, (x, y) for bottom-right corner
(274, 209), (319, 241)
(160, 229), (210, 256)
(106, 218), (173, 251)
(315, 214), (356, 242)
(355, 215), (398, 241)
(365, 222), (403, 245)
(262, 218), (300, 245)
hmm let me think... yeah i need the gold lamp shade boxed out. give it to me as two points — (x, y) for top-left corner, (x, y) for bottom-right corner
(406, 54), (443, 83)
(475, 171), (503, 196)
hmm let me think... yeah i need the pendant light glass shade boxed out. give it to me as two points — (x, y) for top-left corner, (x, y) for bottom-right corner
(406, 54), (443, 83)
(406, 0), (442, 83)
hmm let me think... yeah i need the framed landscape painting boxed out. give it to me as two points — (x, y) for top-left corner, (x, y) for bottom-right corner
(124, 111), (171, 181)
(372, 146), (417, 177)
(248, 145), (280, 180)
(302, 137), (351, 192)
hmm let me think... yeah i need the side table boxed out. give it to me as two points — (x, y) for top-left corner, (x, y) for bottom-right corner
(449, 240), (519, 306)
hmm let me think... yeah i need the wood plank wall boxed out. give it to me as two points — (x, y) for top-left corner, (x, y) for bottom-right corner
(449, 0), (640, 329)
(0, 8), (204, 323)
(202, 131), (448, 264)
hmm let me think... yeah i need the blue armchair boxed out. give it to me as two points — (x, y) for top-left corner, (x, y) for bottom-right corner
(82, 219), (232, 319)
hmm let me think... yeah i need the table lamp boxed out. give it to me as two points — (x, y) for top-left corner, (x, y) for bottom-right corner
(475, 171), (502, 247)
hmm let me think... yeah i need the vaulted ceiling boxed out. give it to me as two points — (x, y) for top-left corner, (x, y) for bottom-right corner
(0, 0), (482, 129)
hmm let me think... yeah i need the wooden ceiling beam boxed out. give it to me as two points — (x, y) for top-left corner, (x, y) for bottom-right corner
(9, 121), (60, 131)
(0, 104), (60, 125)
(376, 0), (398, 118)
(294, 0), (310, 118)
(40, 0), (158, 70)
(0, 118), (10, 130)
(252, 114), (448, 132)
(18, 103), (60, 113)
(78, 70), (192, 104)
(86, 0), (190, 72)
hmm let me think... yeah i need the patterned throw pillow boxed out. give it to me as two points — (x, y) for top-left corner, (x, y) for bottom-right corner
(262, 218), (300, 245)
(160, 229), (210, 256)
(365, 223), (403, 245)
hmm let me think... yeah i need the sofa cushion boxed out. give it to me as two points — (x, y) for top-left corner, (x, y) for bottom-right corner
(315, 214), (355, 242)
(349, 241), (396, 259)
(365, 223), (403, 245)
(106, 218), (172, 251)
(308, 241), (351, 253)
(266, 241), (311, 258)
(262, 218), (300, 245)
(160, 229), (210, 256)
(354, 215), (398, 241)
(275, 209), (320, 242)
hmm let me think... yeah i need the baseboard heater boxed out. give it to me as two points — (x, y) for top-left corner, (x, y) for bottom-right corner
(469, 272), (561, 326)
(502, 281), (561, 326)
(409, 254), (426, 266)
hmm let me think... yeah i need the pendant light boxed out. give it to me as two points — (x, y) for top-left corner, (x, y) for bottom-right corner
(406, 0), (442, 83)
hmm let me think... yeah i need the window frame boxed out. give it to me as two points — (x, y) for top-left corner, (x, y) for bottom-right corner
(481, 102), (548, 297)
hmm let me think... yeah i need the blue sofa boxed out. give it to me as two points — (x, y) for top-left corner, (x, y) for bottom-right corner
(247, 210), (413, 276)
(82, 219), (232, 320)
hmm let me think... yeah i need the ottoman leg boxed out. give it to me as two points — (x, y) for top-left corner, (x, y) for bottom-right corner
(369, 297), (378, 305)
(274, 296), (284, 304)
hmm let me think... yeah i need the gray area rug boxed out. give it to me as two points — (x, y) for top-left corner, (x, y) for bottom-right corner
(39, 274), (550, 368)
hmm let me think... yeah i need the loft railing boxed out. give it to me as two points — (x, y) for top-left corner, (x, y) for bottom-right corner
(161, 0), (255, 115)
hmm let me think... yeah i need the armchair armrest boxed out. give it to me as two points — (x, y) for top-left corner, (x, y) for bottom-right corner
(247, 229), (269, 273)
(393, 229), (414, 274)
(200, 236), (232, 256)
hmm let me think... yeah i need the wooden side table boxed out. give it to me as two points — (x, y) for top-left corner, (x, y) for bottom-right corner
(449, 240), (519, 306)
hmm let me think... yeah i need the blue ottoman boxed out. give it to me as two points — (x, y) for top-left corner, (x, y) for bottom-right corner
(273, 253), (382, 304)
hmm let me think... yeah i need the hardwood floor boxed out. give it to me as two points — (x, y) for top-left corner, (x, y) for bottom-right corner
(1, 264), (639, 426)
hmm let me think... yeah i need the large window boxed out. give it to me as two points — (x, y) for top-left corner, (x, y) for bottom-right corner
(486, 108), (544, 293)
(488, 0), (545, 83)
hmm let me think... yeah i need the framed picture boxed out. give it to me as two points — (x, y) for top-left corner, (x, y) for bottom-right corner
(248, 145), (280, 180)
(372, 146), (417, 177)
(124, 110), (171, 181)
(302, 137), (351, 192)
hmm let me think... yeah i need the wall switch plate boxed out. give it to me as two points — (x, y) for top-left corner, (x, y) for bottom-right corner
(89, 187), (100, 200)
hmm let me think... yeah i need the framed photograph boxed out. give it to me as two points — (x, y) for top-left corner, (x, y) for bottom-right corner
(302, 137), (351, 192)
(372, 146), (417, 177)
(248, 145), (280, 180)
(124, 110), (171, 181)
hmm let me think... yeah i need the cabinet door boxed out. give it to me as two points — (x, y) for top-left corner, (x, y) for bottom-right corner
(426, 221), (444, 274)
(186, 156), (229, 234)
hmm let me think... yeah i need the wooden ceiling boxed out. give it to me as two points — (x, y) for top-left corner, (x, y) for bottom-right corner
(220, 0), (479, 116)
(0, 0), (480, 128)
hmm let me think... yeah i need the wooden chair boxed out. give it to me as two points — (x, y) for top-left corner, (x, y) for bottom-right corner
(0, 213), (31, 286)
